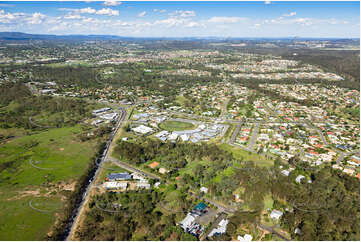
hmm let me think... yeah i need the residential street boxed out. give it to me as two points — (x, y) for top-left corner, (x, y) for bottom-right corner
(248, 122), (260, 151)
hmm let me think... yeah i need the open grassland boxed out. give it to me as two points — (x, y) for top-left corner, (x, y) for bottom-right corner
(159, 120), (196, 131)
(0, 125), (99, 240)
(219, 143), (274, 167)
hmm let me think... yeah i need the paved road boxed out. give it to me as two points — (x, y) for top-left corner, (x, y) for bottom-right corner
(221, 98), (230, 118)
(258, 223), (292, 241)
(202, 197), (236, 214)
(336, 152), (346, 165)
(107, 157), (161, 180)
(65, 107), (127, 241)
(264, 104), (283, 122)
(229, 122), (242, 144)
(248, 122), (260, 151)
(306, 121), (328, 146)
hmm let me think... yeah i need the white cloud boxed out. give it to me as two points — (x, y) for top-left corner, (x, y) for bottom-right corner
(138, 11), (146, 17)
(103, 0), (122, 6)
(185, 21), (205, 28)
(293, 18), (313, 26)
(154, 9), (166, 13)
(0, 9), (25, 23)
(0, 10), (46, 25)
(265, 0), (271, 4)
(78, 7), (96, 14)
(283, 12), (296, 17)
(169, 10), (196, 18)
(154, 18), (183, 27)
(27, 12), (46, 24)
(58, 7), (118, 16)
(63, 14), (82, 20)
(208, 16), (245, 24)
(96, 8), (119, 16)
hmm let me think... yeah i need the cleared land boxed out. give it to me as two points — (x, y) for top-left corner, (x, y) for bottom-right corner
(0, 125), (100, 240)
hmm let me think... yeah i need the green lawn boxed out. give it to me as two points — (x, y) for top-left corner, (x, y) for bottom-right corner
(0, 125), (99, 240)
(263, 194), (274, 210)
(175, 95), (188, 106)
(219, 143), (274, 167)
(96, 162), (128, 185)
(159, 120), (196, 131)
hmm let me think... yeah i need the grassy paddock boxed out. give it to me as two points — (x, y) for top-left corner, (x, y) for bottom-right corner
(219, 143), (274, 167)
(0, 125), (99, 240)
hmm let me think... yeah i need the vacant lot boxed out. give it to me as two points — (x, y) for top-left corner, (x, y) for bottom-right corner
(219, 143), (274, 167)
(0, 125), (100, 240)
(159, 120), (195, 131)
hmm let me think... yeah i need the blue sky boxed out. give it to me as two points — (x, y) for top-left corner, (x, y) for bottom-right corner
(0, 1), (359, 37)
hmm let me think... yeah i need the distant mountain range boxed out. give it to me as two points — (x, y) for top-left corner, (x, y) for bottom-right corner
(0, 32), (358, 42)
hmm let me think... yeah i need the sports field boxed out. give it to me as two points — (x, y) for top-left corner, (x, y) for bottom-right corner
(159, 120), (196, 131)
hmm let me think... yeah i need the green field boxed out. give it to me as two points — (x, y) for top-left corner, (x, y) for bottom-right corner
(219, 143), (274, 167)
(159, 120), (196, 131)
(0, 125), (100, 240)
(96, 162), (128, 185)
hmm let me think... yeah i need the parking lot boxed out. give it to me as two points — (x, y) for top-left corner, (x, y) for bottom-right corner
(195, 207), (218, 226)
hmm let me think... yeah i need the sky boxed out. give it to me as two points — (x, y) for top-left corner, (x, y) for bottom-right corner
(0, 1), (359, 38)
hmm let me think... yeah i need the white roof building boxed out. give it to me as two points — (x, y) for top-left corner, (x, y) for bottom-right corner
(168, 132), (179, 141)
(100, 113), (118, 121)
(159, 167), (169, 174)
(281, 170), (290, 176)
(270, 210), (283, 220)
(208, 219), (229, 237)
(179, 214), (196, 231)
(237, 234), (253, 241)
(200, 187), (208, 193)
(137, 181), (150, 189)
(180, 134), (190, 141)
(132, 125), (154, 135)
(92, 119), (104, 126)
(155, 130), (169, 138)
(295, 175), (305, 183)
(104, 181), (127, 190)
(131, 172), (144, 180)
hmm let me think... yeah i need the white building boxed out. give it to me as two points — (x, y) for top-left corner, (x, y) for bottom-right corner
(237, 234), (253, 241)
(295, 175), (305, 183)
(180, 134), (190, 141)
(100, 112), (118, 121)
(179, 214), (196, 231)
(92, 119), (104, 126)
(168, 132), (179, 141)
(104, 181), (127, 190)
(132, 125), (154, 135)
(281, 170), (290, 176)
(270, 210), (283, 220)
(92, 107), (111, 115)
(131, 172), (144, 180)
(208, 219), (229, 237)
(200, 187), (208, 193)
(137, 181), (150, 189)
